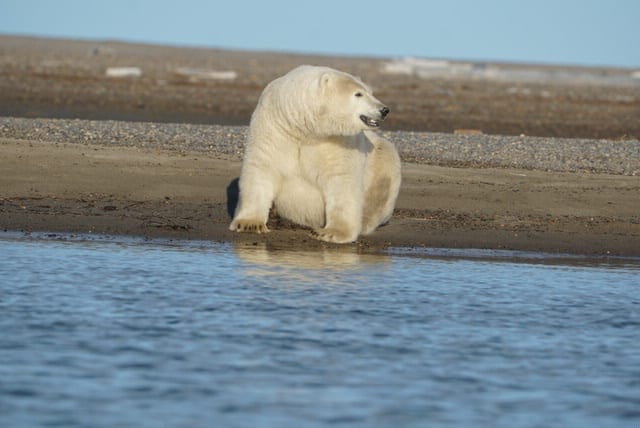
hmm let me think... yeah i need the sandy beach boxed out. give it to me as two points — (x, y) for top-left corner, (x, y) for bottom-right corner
(1, 35), (639, 256)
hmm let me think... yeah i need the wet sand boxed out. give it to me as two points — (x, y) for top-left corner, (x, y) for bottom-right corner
(1, 36), (639, 256)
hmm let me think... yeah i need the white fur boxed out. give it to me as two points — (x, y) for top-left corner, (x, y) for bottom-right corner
(229, 65), (401, 243)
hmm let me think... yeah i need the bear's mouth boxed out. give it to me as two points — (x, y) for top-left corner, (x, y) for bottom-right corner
(360, 115), (382, 128)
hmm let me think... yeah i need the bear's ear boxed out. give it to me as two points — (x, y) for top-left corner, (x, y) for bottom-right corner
(319, 72), (332, 90)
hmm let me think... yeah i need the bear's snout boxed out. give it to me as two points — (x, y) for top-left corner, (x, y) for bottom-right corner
(380, 106), (390, 119)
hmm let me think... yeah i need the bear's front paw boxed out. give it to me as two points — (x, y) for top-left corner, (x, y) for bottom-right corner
(311, 228), (357, 244)
(229, 218), (270, 234)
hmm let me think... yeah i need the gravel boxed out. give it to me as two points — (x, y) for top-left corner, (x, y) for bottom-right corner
(385, 130), (640, 175)
(1, 116), (638, 175)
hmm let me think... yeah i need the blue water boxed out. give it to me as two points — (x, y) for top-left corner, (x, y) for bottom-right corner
(1, 233), (639, 427)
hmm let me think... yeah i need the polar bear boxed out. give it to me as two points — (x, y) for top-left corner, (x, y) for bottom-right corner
(229, 65), (401, 243)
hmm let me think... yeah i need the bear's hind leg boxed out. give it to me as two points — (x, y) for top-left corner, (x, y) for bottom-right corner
(311, 222), (359, 244)
(361, 175), (394, 234)
(361, 135), (401, 235)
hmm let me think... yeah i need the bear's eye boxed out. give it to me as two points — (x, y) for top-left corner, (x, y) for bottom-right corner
(354, 92), (363, 98)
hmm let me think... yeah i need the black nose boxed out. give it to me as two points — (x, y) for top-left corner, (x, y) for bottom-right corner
(380, 106), (390, 118)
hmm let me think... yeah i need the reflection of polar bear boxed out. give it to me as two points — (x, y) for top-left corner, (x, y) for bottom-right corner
(229, 65), (401, 243)
(233, 243), (391, 282)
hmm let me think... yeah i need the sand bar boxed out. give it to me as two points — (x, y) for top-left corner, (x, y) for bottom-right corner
(1, 35), (639, 256)
(2, 118), (639, 256)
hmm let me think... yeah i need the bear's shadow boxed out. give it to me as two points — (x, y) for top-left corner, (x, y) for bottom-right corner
(226, 177), (240, 218)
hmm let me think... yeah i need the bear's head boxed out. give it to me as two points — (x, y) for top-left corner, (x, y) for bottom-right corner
(314, 69), (390, 137)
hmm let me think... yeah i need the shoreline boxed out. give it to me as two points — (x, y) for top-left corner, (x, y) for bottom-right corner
(2, 118), (639, 257)
(4, 231), (639, 267)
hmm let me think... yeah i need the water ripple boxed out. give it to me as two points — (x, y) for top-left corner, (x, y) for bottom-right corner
(1, 234), (639, 426)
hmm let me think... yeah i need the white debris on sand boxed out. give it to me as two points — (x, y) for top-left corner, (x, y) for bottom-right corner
(173, 68), (238, 82)
(383, 57), (640, 87)
(383, 57), (473, 78)
(383, 58), (447, 75)
(105, 67), (143, 78)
